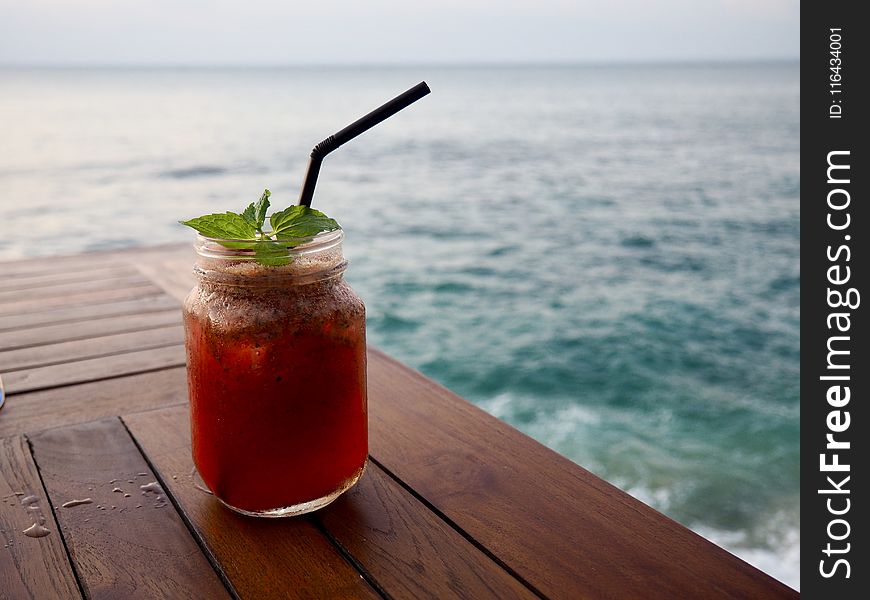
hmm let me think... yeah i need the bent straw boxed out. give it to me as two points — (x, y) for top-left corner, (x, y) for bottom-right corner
(298, 81), (431, 207)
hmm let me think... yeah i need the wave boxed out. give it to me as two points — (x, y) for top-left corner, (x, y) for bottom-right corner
(476, 392), (799, 590)
(158, 165), (227, 179)
(693, 520), (800, 591)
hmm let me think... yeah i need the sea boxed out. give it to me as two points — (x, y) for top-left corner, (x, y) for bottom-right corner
(0, 63), (800, 588)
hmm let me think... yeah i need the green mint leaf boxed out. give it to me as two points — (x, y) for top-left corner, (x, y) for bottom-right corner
(254, 189), (271, 229)
(241, 189), (271, 230)
(270, 206), (341, 241)
(181, 191), (341, 267)
(215, 240), (257, 250)
(241, 204), (257, 228)
(269, 205), (306, 233)
(179, 212), (258, 240)
(253, 240), (291, 266)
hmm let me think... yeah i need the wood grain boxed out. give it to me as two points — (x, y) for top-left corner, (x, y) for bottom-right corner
(123, 405), (380, 600)
(0, 294), (179, 332)
(2, 344), (186, 395)
(0, 279), (163, 317)
(0, 265), (135, 293)
(0, 324), (184, 371)
(0, 254), (126, 279)
(28, 418), (230, 599)
(366, 348), (797, 600)
(0, 309), (181, 352)
(0, 435), (82, 599)
(134, 253), (196, 303)
(317, 461), (536, 600)
(0, 367), (188, 438)
(0, 243), (188, 280)
(0, 273), (160, 304)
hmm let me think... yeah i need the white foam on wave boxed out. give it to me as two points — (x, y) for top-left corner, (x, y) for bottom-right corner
(620, 482), (800, 590)
(693, 521), (800, 591)
(479, 393), (601, 426)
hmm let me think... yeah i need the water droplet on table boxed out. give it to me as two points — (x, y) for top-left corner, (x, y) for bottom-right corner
(140, 481), (168, 507)
(22, 523), (50, 538)
(61, 498), (93, 508)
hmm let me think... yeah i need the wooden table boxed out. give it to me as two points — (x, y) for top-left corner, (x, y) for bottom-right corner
(0, 245), (797, 599)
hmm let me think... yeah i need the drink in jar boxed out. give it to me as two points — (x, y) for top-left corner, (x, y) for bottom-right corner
(183, 230), (367, 516)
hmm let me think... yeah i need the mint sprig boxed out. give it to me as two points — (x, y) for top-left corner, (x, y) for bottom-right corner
(241, 189), (271, 233)
(180, 189), (341, 266)
(179, 212), (258, 240)
(271, 206), (341, 240)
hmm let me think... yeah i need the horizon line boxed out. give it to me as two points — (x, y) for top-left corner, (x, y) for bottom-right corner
(0, 58), (800, 70)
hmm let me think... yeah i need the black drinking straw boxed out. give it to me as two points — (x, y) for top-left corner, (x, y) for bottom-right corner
(298, 81), (431, 207)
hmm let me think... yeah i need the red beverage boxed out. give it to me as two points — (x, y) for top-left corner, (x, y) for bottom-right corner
(183, 231), (367, 516)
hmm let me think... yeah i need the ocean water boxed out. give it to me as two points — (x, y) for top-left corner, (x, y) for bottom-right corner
(0, 64), (800, 587)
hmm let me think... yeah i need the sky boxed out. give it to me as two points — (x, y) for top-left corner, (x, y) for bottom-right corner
(0, 0), (799, 65)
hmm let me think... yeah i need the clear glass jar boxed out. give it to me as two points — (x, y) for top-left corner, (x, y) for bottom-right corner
(183, 230), (367, 517)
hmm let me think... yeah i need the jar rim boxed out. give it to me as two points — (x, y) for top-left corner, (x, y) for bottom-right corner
(194, 228), (343, 261)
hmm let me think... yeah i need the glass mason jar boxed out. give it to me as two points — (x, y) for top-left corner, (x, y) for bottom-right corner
(183, 230), (367, 517)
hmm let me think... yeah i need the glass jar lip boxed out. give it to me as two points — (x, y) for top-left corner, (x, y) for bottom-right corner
(194, 228), (343, 260)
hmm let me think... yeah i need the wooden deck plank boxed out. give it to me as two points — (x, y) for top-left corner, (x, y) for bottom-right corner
(0, 244), (188, 280)
(0, 273), (161, 304)
(0, 324), (184, 371)
(317, 462), (537, 600)
(28, 418), (230, 599)
(0, 295), (179, 332)
(1, 435), (83, 599)
(133, 252), (195, 303)
(0, 265), (137, 293)
(0, 280), (163, 317)
(366, 348), (797, 600)
(0, 368), (187, 439)
(122, 406), (381, 600)
(0, 309), (181, 352)
(1, 344), (186, 395)
(0, 255), (126, 279)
